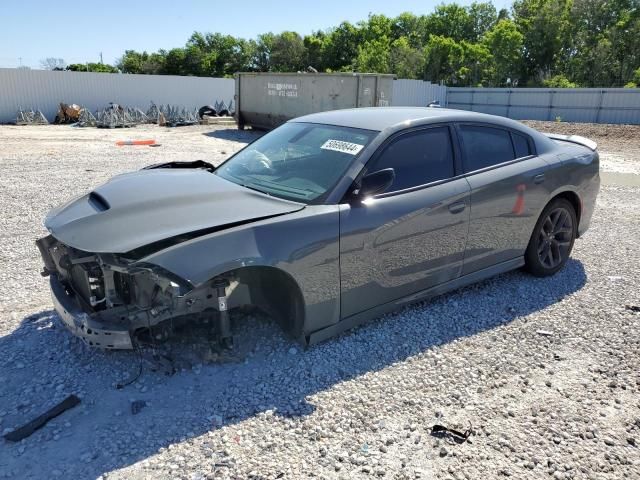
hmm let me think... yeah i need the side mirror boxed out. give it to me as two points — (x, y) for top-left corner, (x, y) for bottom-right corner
(354, 168), (395, 198)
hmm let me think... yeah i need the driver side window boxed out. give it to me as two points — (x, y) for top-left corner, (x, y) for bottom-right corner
(367, 127), (455, 193)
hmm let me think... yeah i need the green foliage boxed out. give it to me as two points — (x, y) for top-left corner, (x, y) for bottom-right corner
(322, 21), (361, 71)
(304, 31), (326, 70)
(66, 63), (118, 73)
(482, 19), (524, 86)
(428, 4), (475, 42)
(390, 37), (425, 79)
(117, 50), (166, 74)
(355, 37), (391, 73)
(270, 32), (306, 71)
(459, 41), (492, 86)
(512, 0), (572, 82)
(542, 74), (578, 87)
(424, 35), (465, 84)
(468, 2), (499, 40)
(104, 1), (639, 87)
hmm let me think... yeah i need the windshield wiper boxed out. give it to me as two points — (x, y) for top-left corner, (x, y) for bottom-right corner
(239, 183), (271, 196)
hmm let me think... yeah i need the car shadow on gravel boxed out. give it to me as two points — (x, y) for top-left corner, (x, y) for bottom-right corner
(202, 128), (262, 143)
(0, 259), (586, 478)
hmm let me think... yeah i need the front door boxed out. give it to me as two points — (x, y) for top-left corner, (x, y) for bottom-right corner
(339, 126), (471, 318)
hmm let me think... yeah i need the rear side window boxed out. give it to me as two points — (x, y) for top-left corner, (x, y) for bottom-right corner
(512, 132), (532, 158)
(368, 127), (454, 192)
(459, 125), (515, 172)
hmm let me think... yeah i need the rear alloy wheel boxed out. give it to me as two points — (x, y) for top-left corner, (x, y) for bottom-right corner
(525, 198), (577, 277)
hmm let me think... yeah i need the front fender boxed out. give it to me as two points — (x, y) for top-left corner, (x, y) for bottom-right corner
(139, 206), (342, 334)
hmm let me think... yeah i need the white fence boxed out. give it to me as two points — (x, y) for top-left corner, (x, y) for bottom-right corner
(447, 87), (640, 125)
(2, 69), (639, 125)
(392, 79), (447, 107)
(0, 68), (235, 124)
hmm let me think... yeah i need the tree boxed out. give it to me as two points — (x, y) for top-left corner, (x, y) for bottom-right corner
(468, 2), (498, 41)
(270, 31), (306, 71)
(512, 0), (572, 84)
(483, 19), (524, 86)
(40, 58), (66, 70)
(360, 14), (393, 43)
(606, 7), (640, 86)
(141, 52), (167, 75)
(392, 12), (429, 48)
(118, 50), (167, 74)
(195, 32), (249, 76)
(390, 37), (425, 79)
(459, 41), (492, 85)
(304, 31), (326, 71)
(104, 1), (637, 86)
(253, 33), (276, 71)
(562, 0), (640, 86)
(355, 37), (391, 73)
(163, 48), (186, 75)
(117, 50), (144, 73)
(426, 4), (475, 42)
(323, 21), (361, 71)
(66, 63), (118, 73)
(542, 74), (578, 87)
(424, 35), (465, 84)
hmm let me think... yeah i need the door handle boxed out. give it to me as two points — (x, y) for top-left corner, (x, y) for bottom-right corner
(448, 202), (466, 214)
(533, 173), (545, 184)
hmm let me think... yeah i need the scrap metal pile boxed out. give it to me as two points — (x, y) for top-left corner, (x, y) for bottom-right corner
(16, 108), (49, 125)
(96, 103), (150, 128)
(52, 103), (98, 127)
(77, 108), (97, 127)
(54, 103), (82, 124)
(147, 103), (199, 127)
(15, 99), (234, 128)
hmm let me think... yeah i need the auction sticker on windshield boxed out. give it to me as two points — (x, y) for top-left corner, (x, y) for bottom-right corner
(320, 139), (365, 155)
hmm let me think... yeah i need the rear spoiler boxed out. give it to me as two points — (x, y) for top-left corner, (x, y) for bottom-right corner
(544, 133), (597, 151)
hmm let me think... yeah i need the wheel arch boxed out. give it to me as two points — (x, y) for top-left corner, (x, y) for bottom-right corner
(210, 265), (307, 342)
(546, 190), (582, 236)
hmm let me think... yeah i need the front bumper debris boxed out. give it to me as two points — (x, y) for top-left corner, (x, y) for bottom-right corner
(38, 234), (249, 350)
(50, 275), (133, 349)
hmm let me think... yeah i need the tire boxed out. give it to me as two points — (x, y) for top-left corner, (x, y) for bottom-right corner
(524, 198), (577, 277)
(198, 105), (216, 119)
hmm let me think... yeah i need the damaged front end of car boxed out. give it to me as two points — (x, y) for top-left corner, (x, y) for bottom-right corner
(36, 235), (247, 350)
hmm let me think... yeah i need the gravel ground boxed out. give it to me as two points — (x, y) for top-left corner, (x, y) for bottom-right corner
(0, 122), (639, 480)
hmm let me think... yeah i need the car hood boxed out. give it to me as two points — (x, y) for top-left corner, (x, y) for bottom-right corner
(45, 169), (305, 254)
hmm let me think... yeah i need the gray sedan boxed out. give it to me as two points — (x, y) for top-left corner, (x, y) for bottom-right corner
(37, 107), (600, 349)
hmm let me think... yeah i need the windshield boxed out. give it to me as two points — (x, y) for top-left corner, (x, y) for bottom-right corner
(215, 122), (378, 203)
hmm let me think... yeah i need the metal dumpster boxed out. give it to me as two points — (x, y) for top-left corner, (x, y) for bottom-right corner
(234, 72), (395, 130)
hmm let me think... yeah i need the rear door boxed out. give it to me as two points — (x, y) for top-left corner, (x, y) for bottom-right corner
(456, 123), (550, 275)
(339, 125), (471, 318)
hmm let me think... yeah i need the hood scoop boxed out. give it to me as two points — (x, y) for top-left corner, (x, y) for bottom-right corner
(88, 192), (110, 212)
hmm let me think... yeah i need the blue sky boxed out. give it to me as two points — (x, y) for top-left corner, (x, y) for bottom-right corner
(0, 0), (512, 69)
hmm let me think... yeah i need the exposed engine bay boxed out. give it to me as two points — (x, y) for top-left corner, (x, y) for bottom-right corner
(36, 235), (249, 349)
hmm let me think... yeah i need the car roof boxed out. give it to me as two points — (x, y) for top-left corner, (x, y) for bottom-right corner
(290, 107), (530, 133)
